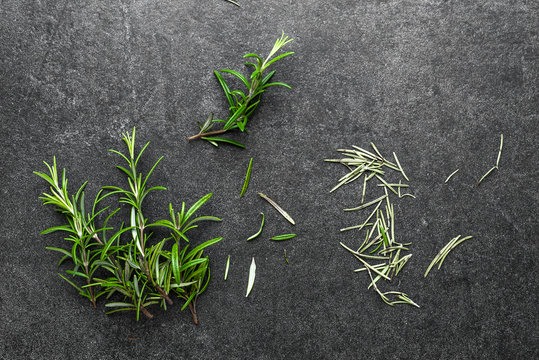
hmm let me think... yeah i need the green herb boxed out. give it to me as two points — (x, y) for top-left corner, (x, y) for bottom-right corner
(445, 169), (460, 183)
(224, 255), (231, 280)
(424, 235), (473, 277)
(247, 212), (265, 241)
(258, 193), (295, 225)
(225, 0), (240, 6)
(240, 158), (253, 197)
(188, 32), (294, 148)
(284, 249), (289, 264)
(35, 128), (222, 323)
(246, 257), (256, 297)
(270, 233), (297, 241)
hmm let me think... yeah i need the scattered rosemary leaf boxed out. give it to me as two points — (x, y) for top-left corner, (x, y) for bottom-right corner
(392, 152), (409, 181)
(496, 133), (503, 168)
(247, 212), (265, 241)
(424, 235), (473, 277)
(270, 233), (296, 241)
(258, 193), (295, 225)
(344, 194), (386, 211)
(477, 166), (497, 186)
(284, 249), (289, 264)
(361, 173), (367, 204)
(246, 257), (256, 297)
(224, 255), (231, 280)
(240, 157), (253, 197)
(445, 169), (460, 183)
(225, 0), (240, 6)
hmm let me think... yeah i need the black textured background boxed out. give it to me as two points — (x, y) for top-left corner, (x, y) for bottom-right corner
(1, 1), (538, 359)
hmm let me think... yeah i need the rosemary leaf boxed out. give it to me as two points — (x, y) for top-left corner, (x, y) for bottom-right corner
(496, 133), (504, 168)
(270, 233), (297, 241)
(258, 193), (295, 225)
(344, 194), (386, 211)
(477, 166), (497, 186)
(392, 152), (409, 181)
(224, 255), (231, 280)
(445, 169), (460, 183)
(247, 213), (265, 241)
(246, 257), (256, 297)
(240, 158), (253, 197)
(284, 249), (289, 264)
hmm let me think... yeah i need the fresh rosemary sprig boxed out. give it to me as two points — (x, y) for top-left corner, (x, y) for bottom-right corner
(188, 32), (294, 148)
(36, 128), (222, 323)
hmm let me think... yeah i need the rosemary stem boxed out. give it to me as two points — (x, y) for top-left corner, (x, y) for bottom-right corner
(188, 129), (227, 141)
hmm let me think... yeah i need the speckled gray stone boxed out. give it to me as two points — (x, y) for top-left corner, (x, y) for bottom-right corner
(1, 0), (537, 359)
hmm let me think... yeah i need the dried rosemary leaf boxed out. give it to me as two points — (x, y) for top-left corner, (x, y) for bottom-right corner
(445, 169), (460, 183)
(224, 255), (231, 280)
(258, 193), (295, 225)
(246, 257), (256, 297)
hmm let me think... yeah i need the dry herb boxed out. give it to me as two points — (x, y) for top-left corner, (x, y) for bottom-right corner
(284, 249), (289, 264)
(424, 235), (473, 277)
(246, 257), (256, 297)
(477, 134), (503, 186)
(35, 128), (222, 323)
(258, 193), (295, 225)
(445, 169), (460, 183)
(188, 32), (294, 148)
(327, 143), (418, 307)
(240, 157), (253, 197)
(224, 255), (231, 280)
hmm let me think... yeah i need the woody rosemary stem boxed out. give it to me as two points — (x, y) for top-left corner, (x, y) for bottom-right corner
(187, 129), (227, 141)
(188, 302), (198, 325)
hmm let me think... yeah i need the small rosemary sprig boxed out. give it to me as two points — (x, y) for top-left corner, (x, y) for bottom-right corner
(188, 32), (294, 148)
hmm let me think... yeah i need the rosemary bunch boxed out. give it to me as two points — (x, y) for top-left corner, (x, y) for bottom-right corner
(188, 32), (294, 148)
(35, 128), (222, 322)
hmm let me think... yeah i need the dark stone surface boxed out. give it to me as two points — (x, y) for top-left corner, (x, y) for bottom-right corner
(1, 0), (537, 358)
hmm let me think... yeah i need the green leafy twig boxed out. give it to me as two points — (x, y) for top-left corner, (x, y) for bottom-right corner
(188, 32), (294, 148)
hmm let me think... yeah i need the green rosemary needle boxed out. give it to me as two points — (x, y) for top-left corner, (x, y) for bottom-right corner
(270, 233), (297, 241)
(424, 235), (473, 277)
(247, 212), (265, 241)
(240, 157), (253, 197)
